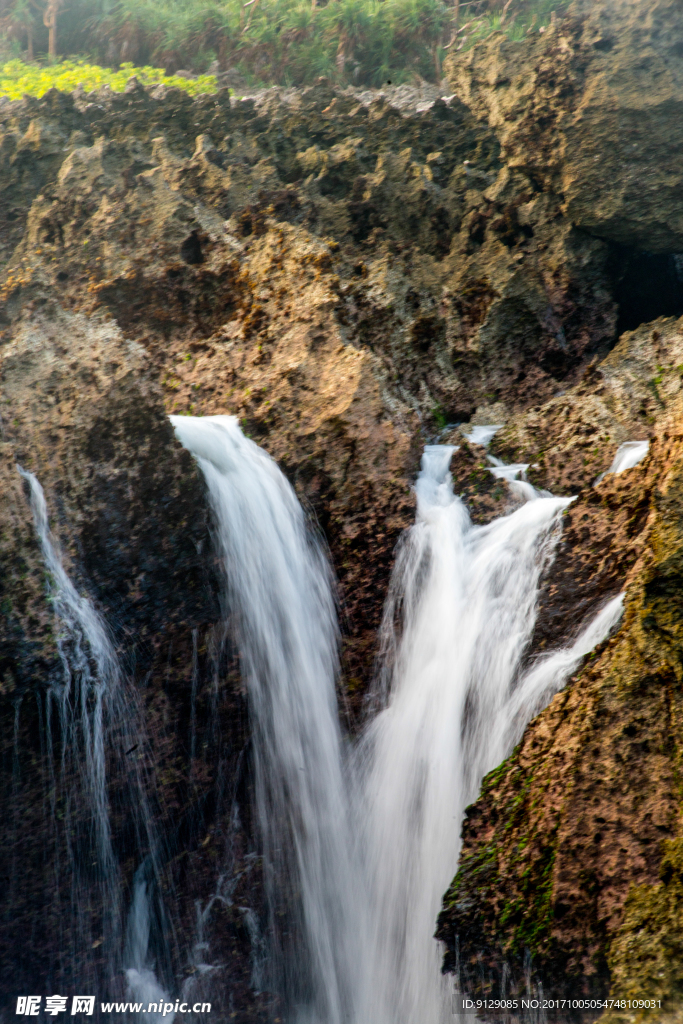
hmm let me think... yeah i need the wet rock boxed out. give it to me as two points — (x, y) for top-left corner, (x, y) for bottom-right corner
(433, 0), (683, 995)
(3, 27), (683, 1007)
(0, 73), (638, 709)
(0, 305), (218, 663)
(436, 388), (683, 1005)
(0, 307), (265, 1014)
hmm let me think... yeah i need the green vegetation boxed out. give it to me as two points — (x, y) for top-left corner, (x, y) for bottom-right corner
(606, 839), (683, 1016)
(442, 751), (562, 964)
(0, 0), (572, 91)
(0, 57), (217, 98)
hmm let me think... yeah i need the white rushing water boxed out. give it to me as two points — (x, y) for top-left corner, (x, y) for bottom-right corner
(608, 440), (649, 475)
(19, 468), (170, 1005)
(18, 468), (122, 974)
(463, 424), (504, 447)
(594, 440), (650, 485)
(125, 862), (173, 1023)
(170, 419), (624, 1024)
(349, 447), (608, 1024)
(170, 415), (355, 1023)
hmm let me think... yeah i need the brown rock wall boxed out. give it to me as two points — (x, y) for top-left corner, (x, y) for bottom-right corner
(446, 0), (683, 252)
(437, 401), (683, 1006)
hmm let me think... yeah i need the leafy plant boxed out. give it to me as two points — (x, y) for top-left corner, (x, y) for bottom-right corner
(0, 0), (574, 90)
(0, 55), (218, 97)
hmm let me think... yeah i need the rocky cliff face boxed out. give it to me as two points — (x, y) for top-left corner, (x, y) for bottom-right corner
(3, 0), (683, 1013)
(450, 0), (683, 254)
(0, 68), (635, 711)
(0, 310), (268, 1015)
(437, 379), (681, 1002)
(436, 0), (683, 1013)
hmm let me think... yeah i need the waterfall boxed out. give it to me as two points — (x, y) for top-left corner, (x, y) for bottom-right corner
(18, 468), (170, 1004)
(608, 440), (649, 476)
(18, 468), (123, 986)
(169, 415), (356, 1023)
(350, 446), (622, 1023)
(124, 861), (173, 1023)
(594, 440), (650, 484)
(172, 419), (623, 1023)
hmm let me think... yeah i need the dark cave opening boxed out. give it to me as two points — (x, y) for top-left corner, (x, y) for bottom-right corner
(608, 246), (683, 335)
(180, 230), (204, 265)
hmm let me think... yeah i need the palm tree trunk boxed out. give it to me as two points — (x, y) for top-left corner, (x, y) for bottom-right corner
(335, 39), (345, 76)
(43, 1), (58, 58)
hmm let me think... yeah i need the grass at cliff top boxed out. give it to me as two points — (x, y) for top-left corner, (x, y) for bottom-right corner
(0, 0), (572, 90)
(0, 59), (218, 100)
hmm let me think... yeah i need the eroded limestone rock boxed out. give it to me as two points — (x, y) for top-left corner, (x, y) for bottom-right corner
(3, 17), (683, 1005)
(447, 0), (683, 252)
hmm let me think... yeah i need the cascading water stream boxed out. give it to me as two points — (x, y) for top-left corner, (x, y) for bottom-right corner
(18, 468), (172, 1008)
(124, 861), (173, 1022)
(169, 416), (357, 1024)
(18, 468), (123, 985)
(350, 447), (622, 1023)
(171, 419), (624, 1024)
(10, 425), (626, 1017)
(10, 412), (627, 1016)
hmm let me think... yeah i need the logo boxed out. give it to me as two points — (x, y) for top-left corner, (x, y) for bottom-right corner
(16, 998), (95, 1016)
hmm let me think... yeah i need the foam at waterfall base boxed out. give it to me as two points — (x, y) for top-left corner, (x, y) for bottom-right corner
(126, 969), (172, 1023)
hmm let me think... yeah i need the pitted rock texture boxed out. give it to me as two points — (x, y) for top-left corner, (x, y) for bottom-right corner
(436, 399), (683, 1007)
(436, 313), (683, 1010)
(432, 0), (683, 995)
(447, 0), (683, 253)
(484, 317), (683, 655)
(0, 307), (217, 655)
(4, 10), (683, 1012)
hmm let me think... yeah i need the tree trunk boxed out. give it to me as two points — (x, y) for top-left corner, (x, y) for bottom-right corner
(27, 24), (33, 60)
(433, 43), (441, 80)
(43, 2), (58, 58)
(335, 39), (346, 76)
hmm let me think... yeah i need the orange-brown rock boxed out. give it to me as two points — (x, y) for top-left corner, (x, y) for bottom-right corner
(436, 344), (683, 1014)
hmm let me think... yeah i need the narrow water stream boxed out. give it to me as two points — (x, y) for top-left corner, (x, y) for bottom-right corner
(18, 469), (173, 1011)
(18, 467), (124, 991)
(169, 415), (355, 1023)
